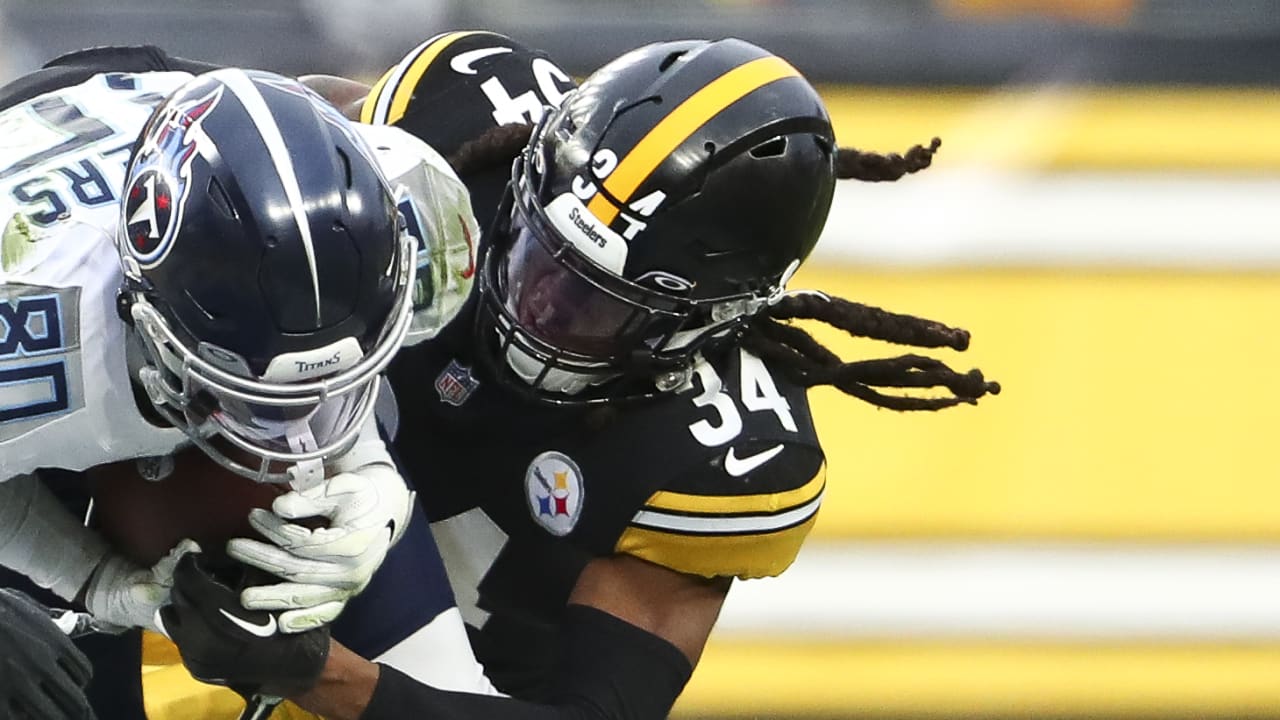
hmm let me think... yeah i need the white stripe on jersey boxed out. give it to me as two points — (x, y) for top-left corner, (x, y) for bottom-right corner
(210, 69), (322, 324)
(631, 490), (824, 535)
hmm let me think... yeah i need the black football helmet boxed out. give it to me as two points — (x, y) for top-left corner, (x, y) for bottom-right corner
(478, 38), (837, 402)
(360, 30), (577, 223)
(116, 69), (415, 482)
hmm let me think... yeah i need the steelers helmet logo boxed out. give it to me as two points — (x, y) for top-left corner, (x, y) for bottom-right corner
(123, 169), (177, 266)
(525, 450), (585, 536)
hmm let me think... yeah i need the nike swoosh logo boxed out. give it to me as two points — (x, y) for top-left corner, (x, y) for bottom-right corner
(219, 608), (278, 638)
(724, 444), (785, 477)
(450, 47), (513, 75)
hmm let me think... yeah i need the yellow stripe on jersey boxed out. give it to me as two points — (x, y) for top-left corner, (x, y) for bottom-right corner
(616, 513), (818, 579)
(585, 55), (801, 225)
(644, 462), (825, 515)
(360, 31), (483, 125)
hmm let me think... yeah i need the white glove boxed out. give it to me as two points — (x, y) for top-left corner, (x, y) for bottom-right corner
(83, 539), (201, 632)
(225, 463), (413, 634)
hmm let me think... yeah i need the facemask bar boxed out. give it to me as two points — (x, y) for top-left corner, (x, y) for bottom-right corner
(127, 230), (417, 481)
(475, 151), (777, 403)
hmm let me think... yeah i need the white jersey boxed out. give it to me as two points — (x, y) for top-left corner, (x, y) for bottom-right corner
(0, 70), (476, 480)
(0, 71), (192, 479)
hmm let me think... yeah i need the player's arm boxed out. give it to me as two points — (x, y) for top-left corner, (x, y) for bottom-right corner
(0, 474), (198, 631)
(298, 75), (370, 119)
(313, 556), (717, 720)
(164, 452), (824, 719)
(0, 45), (221, 111)
(0, 475), (110, 604)
(164, 554), (704, 720)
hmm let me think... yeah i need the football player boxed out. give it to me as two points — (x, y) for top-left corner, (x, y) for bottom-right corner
(0, 58), (487, 718)
(162, 36), (1001, 720)
(300, 29), (575, 225)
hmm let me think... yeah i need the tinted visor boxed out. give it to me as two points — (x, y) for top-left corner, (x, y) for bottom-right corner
(502, 222), (643, 356)
(201, 380), (374, 456)
(499, 200), (693, 360)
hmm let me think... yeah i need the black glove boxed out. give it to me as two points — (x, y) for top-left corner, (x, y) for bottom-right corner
(158, 554), (330, 700)
(0, 589), (95, 720)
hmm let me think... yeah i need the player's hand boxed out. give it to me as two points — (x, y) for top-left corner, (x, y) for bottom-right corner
(225, 463), (413, 633)
(158, 554), (330, 700)
(0, 589), (96, 720)
(82, 538), (200, 632)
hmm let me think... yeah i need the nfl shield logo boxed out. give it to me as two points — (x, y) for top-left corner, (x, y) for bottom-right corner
(435, 359), (479, 406)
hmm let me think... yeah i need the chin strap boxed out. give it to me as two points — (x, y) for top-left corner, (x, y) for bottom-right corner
(286, 459), (325, 492)
(284, 428), (325, 492)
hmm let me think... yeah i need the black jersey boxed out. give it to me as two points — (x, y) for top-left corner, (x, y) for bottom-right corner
(367, 30), (825, 694)
(386, 298), (825, 693)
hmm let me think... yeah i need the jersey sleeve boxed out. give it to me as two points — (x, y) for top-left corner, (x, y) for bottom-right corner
(0, 45), (218, 112)
(613, 443), (826, 580)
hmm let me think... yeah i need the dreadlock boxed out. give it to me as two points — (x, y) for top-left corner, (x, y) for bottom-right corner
(446, 123), (535, 180)
(742, 293), (998, 411)
(447, 127), (945, 187)
(836, 137), (942, 181)
(446, 126), (996, 410)
(741, 137), (999, 412)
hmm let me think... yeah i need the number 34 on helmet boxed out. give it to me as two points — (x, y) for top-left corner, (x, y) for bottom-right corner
(115, 69), (416, 482)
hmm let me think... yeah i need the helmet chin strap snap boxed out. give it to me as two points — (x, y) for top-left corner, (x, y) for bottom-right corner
(287, 458), (324, 491)
(285, 428), (324, 491)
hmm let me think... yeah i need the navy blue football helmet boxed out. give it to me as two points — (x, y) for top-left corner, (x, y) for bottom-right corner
(478, 39), (836, 402)
(117, 69), (415, 482)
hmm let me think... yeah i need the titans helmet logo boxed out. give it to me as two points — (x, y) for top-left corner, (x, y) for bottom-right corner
(123, 84), (223, 269)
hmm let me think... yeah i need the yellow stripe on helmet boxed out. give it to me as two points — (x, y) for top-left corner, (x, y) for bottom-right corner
(359, 67), (396, 124)
(360, 30), (485, 125)
(585, 55), (801, 225)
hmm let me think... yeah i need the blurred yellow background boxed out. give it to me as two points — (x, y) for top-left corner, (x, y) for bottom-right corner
(676, 83), (1280, 717)
(804, 266), (1280, 540)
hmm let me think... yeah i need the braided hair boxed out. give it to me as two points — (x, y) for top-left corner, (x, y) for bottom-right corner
(742, 290), (999, 412)
(446, 123), (534, 179)
(739, 137), (999, 411)
(449, 128), (998, 411)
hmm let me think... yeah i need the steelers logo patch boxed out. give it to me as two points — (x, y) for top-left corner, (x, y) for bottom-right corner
(123, 169), (177, 266)
(525, 450), (584, 537)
